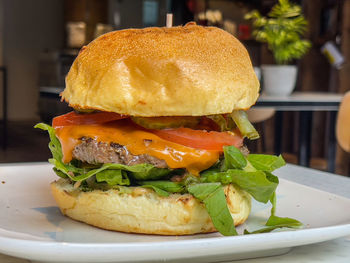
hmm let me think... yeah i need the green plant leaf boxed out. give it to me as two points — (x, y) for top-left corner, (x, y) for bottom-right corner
(266, 215), (303, 228)
(201, 169), (278, 203)
(245, 0), (311, 64)
(244, 211), (303, 234)
(247, 154), (285, 172)
(223, 145), (247, 170)
(142, 185), (170, 197)
(95, 169), (130, 186)
(188, 183), (238, 236)
(138, 180), (184, 193)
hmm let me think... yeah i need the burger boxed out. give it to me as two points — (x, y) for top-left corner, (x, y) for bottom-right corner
(36, 22), (295, 236)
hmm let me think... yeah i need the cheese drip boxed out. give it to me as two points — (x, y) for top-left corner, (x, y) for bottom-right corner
(55, 120), (220, 175)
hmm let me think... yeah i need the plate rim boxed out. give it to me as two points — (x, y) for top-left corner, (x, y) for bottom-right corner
(1, 224), (350, 262)
(1, 162), (350, 262)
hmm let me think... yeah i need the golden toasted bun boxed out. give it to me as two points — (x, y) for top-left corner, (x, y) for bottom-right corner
(62, 23), (259, 116)
(51, 179), (251, 235)
(336, 91), (350, 152)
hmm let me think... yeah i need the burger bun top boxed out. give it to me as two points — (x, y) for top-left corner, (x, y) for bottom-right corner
(62, 22), (259, 116)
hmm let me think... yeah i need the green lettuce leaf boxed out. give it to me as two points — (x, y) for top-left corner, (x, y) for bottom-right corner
(141, 185), (170, 197)
(267, 191), (303, 228)
(244, 215), (303, 234)
(90, 163), (171, 182)
(266, 215), (303, 228)
(223, 145), (247, 170)
(201, 169), (278, 203)
(127, 165), (172, 180)
(52, 167), (69, 179)
(243, 227), (279, 234)
(83, 177), (133, 192)
(95, 169), (130, 186)
(138, 180), (184, 193)
(200, 146), (282, 204)
(243, 191), (302, 234)
(50, 159), (172, 183)
(247, 154), (285, 172)
(270, 191), (277, 216)
(187, 183), (238, 236)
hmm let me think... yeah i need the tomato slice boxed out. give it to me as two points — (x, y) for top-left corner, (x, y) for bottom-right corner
(151, 128), (243, 151)
(52, 111), (128, 127)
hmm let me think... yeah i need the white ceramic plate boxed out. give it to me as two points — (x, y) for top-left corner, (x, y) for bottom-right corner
(0, 163), (350, 263)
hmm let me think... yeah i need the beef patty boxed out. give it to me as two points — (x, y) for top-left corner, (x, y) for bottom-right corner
(73, 137), (248, 169)
(73, 137), (168, 168)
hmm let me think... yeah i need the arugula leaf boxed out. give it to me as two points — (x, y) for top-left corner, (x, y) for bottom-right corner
(243, 192), (303, 234)
(244, 189), (303, 234)
(95, 169), (130, 186)
(243, 226), (279, 234)
(228, 170), (278, 203)
(52, 167), (68, 179)
(187, 183), (220, 200)
(97, 163), (171, 181)
(223, 145), (247, 170)
(138, 180), (184, 193)
(200, 166), (222, 183)
(188, 183), (238, 236)
(267, 190), (302, 228)
(244, 216), (303, 235)
(53, 162), (170, 182)
(64, 163), (170, 182)
(201, 169), (278, 203)
(247, 154), (285, 172)
(243, 226), (286, 234)
(142, 185), (170, 197)
(49, 158), (83, 178)
(182, 174), (201, 186)
(84, 177), (133, 192)
(266, 215), (303, 228)
(270, 192), (277, 216)
(123, 164), (172, 180)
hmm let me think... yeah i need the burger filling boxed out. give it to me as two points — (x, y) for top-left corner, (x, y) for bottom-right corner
(72, 137), (169, 168)
(35, 110), (302, 236)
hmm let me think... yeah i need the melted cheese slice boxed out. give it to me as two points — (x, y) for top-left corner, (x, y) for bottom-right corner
(55, 120), (220, 175)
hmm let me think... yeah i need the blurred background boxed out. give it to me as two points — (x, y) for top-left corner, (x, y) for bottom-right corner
(0, 0), (349, 176)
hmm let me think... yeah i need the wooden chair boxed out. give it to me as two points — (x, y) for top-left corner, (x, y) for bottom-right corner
(336, 91), (350, 153)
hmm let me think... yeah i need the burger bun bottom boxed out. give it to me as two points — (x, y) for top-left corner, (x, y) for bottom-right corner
(51, 179), (251, 235)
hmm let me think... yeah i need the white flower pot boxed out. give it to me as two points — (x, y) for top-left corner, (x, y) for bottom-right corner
(261, 65), (298, 96)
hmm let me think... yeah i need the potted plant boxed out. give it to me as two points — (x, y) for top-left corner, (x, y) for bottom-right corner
(245, 0), (311, 96)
